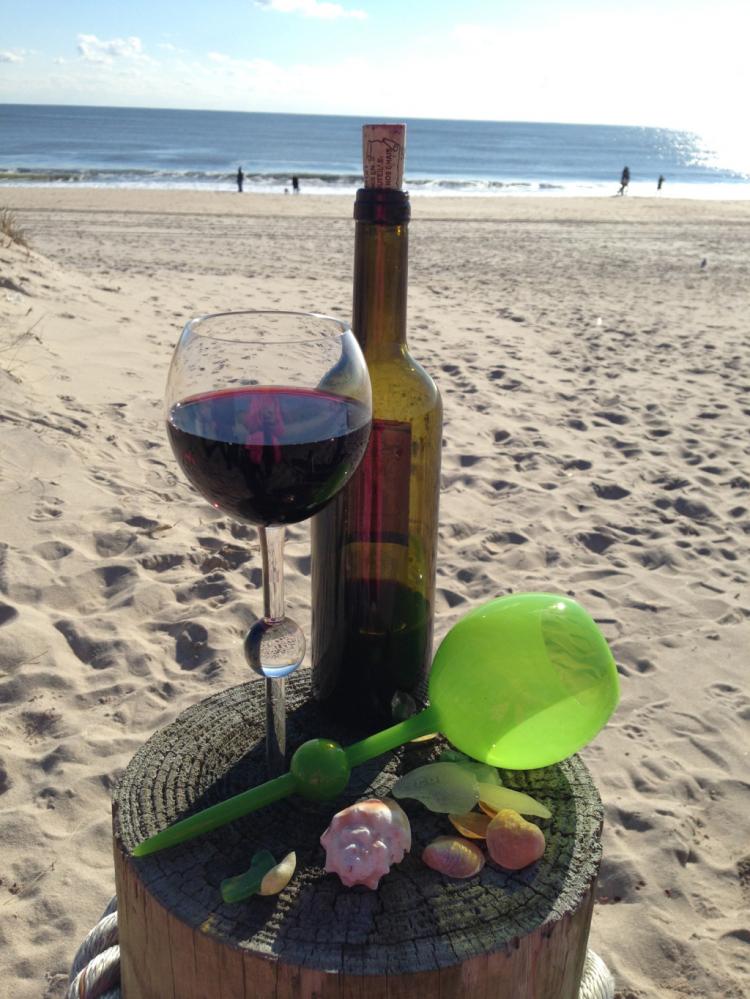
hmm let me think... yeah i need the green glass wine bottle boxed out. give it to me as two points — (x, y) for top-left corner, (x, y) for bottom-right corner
(311, 124), (443, 730)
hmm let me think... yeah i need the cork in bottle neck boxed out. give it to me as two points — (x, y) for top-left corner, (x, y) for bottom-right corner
(362, 124), (406, 190)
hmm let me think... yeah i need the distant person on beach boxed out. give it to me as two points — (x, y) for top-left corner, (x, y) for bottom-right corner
(292, 175), (300, 193)
(618, 166), (630, 195)
(657, 174), (665, 191)
(236, 167), (244, 193)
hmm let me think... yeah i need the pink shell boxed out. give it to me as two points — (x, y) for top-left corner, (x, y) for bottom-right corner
(320, 798), (411, 890)
(422, 836), (485, 878)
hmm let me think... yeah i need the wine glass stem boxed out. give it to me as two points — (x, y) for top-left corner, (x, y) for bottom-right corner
(260, 524), (286, 776)
(260, 524), (286, 621)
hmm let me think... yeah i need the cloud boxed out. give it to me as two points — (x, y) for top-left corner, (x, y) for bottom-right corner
(0, 50), (24, 63)
(77, 34), (144, 64)
(255, 0), (366, 20)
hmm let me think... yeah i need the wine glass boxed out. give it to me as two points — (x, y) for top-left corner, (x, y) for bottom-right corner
(165, 311), (372, 774)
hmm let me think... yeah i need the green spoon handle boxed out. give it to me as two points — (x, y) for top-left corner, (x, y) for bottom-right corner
(132, 772), (297, 856)
(344, 704), (441, 768)
(132, 704), (441, 857)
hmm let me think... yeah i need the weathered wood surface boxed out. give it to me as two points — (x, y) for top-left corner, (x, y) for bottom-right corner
(113, 671), (603, 998)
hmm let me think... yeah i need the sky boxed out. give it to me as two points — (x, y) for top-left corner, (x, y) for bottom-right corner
(1, 0), (748, 139)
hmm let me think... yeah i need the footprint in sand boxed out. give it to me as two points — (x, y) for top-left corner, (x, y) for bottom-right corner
(33, 540), (74, 561)
(93, 530), (135, 557)
(673, 496), (714, 522)
(138, 552), (185, 573)
(436, 587), (466, 609)
(592, 483), (631, 500)
(577, 530), (618, 555)
(54, 618), (135, 671)
(29, 498), (64, 522)
(0, 759), (10, 795)
(0, 601), (18, 626)
(486, 530), (529, 546)
(594, 410), (629, 426)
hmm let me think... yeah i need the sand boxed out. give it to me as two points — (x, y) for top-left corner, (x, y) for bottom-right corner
(1, 188), (749, 999)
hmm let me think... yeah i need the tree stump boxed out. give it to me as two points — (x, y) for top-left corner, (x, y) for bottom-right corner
(113, 672), (603, 998)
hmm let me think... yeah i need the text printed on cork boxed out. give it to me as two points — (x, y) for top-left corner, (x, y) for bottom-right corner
(363, 124), (406, 190)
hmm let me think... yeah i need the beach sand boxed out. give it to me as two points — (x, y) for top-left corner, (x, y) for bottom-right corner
(1, 188), (749, 998)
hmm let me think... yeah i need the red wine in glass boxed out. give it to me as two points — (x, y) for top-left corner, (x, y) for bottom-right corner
(164, 310), (372, 776)
(167, 386), (371, 525)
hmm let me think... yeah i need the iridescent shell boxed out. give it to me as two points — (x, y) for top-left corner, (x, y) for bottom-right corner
(448, 811), (491, 839)
(422, 836), (485, 878)
(320, 798), (411, 890)
(486, 809), (546, 870)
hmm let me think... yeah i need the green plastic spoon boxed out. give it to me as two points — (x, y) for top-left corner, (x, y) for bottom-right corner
(133, 593), (619, 856)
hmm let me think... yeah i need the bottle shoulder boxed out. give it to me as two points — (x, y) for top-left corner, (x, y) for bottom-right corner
(368, 348), (442, 416)
(370, 357), (443, 433)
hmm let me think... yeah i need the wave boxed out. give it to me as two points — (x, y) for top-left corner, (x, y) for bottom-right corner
(0, 165), (561, 192)
(1, 166), (749, 199)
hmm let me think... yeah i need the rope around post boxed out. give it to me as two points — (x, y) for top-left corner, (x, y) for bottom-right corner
(68, 897), (615, 999)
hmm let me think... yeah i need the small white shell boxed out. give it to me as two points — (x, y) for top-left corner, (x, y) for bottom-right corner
(320, 798), (411, 890)
(259, 851), (297, 895)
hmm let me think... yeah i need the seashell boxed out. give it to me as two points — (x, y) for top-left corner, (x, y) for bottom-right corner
(422, 835), (485, 879)
(486, 809), (546, 870)
(320, 798), (411, 890)
(392, 763), (479, 814)
(477, 782), (551, 819)
(448, 811), (491, 839)
(259, 851), (296, 896)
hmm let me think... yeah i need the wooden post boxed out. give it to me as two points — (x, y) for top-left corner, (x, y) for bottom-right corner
(113, 673), (603, 998)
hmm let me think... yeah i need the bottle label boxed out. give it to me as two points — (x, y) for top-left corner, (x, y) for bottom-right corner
(349, 418), (411, 543)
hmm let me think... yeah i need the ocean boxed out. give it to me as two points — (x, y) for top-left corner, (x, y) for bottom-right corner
(1, 104), (748, 199)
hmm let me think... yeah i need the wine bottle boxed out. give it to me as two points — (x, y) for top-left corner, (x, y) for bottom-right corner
(311, 124), (443, 730)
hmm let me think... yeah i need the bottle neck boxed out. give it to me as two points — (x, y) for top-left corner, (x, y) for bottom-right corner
(352, 188), (410, 356)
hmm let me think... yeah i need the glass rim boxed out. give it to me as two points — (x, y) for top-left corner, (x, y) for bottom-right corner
(184, 309), (352, 346)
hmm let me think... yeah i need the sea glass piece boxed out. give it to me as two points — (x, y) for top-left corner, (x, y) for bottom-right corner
(392, 763), (479, 814)
(259, 850), (297, 895)
(477, 782), (551, 819)
(439, 749), (502, 787)
(220, 849), (277, 903)
(448, 811), (491, 839)
(422, 836), (485, 878)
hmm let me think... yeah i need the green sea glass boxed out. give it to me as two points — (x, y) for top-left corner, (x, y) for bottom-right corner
(439, 749), (502, 787)
(133, 593), (619, 856)
(220, 849), (276, 903)
(392, 763), (479, 813)
(477, 782), (551, 819)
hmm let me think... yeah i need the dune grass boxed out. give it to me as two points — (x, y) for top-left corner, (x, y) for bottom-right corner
(1, 208), (30, 249)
